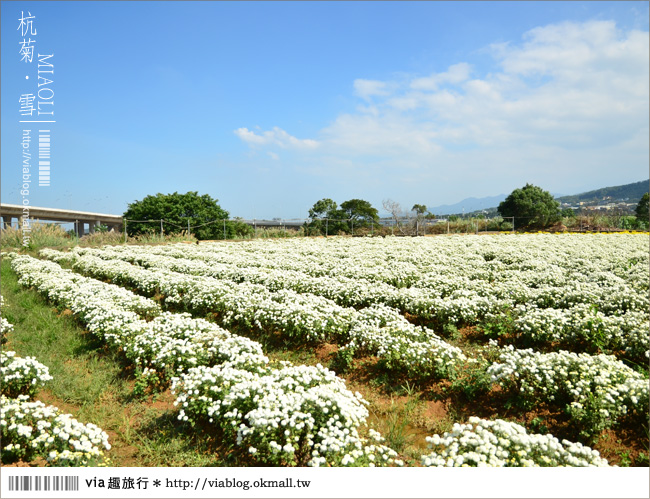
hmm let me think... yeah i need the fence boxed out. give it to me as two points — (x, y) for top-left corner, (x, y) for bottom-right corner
(0, 216), (515, 239)
(120, 216), (516, 239)
(11, 214), (633, 241)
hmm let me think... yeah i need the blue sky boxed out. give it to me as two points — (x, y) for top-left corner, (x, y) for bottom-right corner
(2, 1), (648, 219)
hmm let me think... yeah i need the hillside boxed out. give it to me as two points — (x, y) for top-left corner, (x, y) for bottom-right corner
(427, 194), (507, 216)
(555, 180), (649, 205)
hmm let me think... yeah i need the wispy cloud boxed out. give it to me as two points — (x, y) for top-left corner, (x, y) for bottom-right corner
(234, 126), (319, 149)
(410, 62), (472, 91)
(353, 79), (392, 100)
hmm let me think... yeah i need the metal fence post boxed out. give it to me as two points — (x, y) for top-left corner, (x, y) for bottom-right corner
(223, 219), (226, 240)
(160, 219), (163, 238)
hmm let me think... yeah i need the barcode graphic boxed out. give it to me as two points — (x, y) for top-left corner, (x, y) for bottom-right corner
(8, 475), (79, 492)
(39, 130), (51, 186)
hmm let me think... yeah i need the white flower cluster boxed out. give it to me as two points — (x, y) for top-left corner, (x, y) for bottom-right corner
(343, 304), (468, 378)
(1, 395), (111, 466)
(172, 363), (401, 467)
(421, 417), (609, 467)
(488, 346), (649, 435)
(125, 312), (269, 381)
(11, 254), (399, 466)
(1, 350), (53, 398)
(1, 295), (14, 342)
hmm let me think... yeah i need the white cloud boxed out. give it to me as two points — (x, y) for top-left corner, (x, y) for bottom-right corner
(353, 79), (391, 100)
(410, 62), (472, 90)
(320, 112), (442, 158)
(234, 126), (319, 149)
(234, 20), (648, 202)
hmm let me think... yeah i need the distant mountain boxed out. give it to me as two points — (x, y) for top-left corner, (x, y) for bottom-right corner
(555, 180), (649, 205)
(429, 194), (507, 216)
(428, 179), (649, 216)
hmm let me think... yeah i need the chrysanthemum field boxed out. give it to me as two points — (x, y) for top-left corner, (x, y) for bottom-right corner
(2, 233), (648, 467)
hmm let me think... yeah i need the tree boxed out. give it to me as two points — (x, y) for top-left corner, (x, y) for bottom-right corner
(123, 191), (249, 240)
(498, 184), (561, 229)
(339, 199), (380, 231)
(305, 198), (379, 235)
(382, 199), (406, 235)
(561, 207), (576, 218)
(308, 198), (337, 220)
(411, 204), (427, 236)
(305, 198), (338, 235)
(635, 192), (649, 224)
(411, 204), (427, 216)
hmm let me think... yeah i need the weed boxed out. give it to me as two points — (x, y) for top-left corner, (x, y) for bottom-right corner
(449, 360), (493, 401)
(636, 452), (649, 467)
(618, 450), (632, 467)
(331, 346), (355, 374)
(528, 416), (549, 435)
(441, 323), (460, 341)
(381, 383), (421, 454)
(1, 222), (77, 251)
(479, 309), (515, 341)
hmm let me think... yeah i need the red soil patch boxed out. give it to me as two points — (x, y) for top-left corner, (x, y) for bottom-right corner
(2, 457), (48, 467)
(593, 427), (649, 467)
(57, 308), (73, 317)
(421, 399), (449, 421)
(314, 342), (338, 363)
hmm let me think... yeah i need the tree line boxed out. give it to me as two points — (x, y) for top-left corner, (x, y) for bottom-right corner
(121, 186), (649, 240)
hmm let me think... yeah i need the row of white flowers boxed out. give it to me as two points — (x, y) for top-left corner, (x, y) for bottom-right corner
(59, 246), (497, 325)
(421, 417), (609, 467)
(172, 363), (401, 466)
(43, 233), (649, 361)
(341, 304), (469, 379)
(487, 346), (649, 436)
(41, 251), (467, 378)
(511, 304), (648, 359)
(60, 234), (646, 297)
(7, 254), (401, 466)
(0, 301), (111, 466)
(2, 395), (112, 467)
